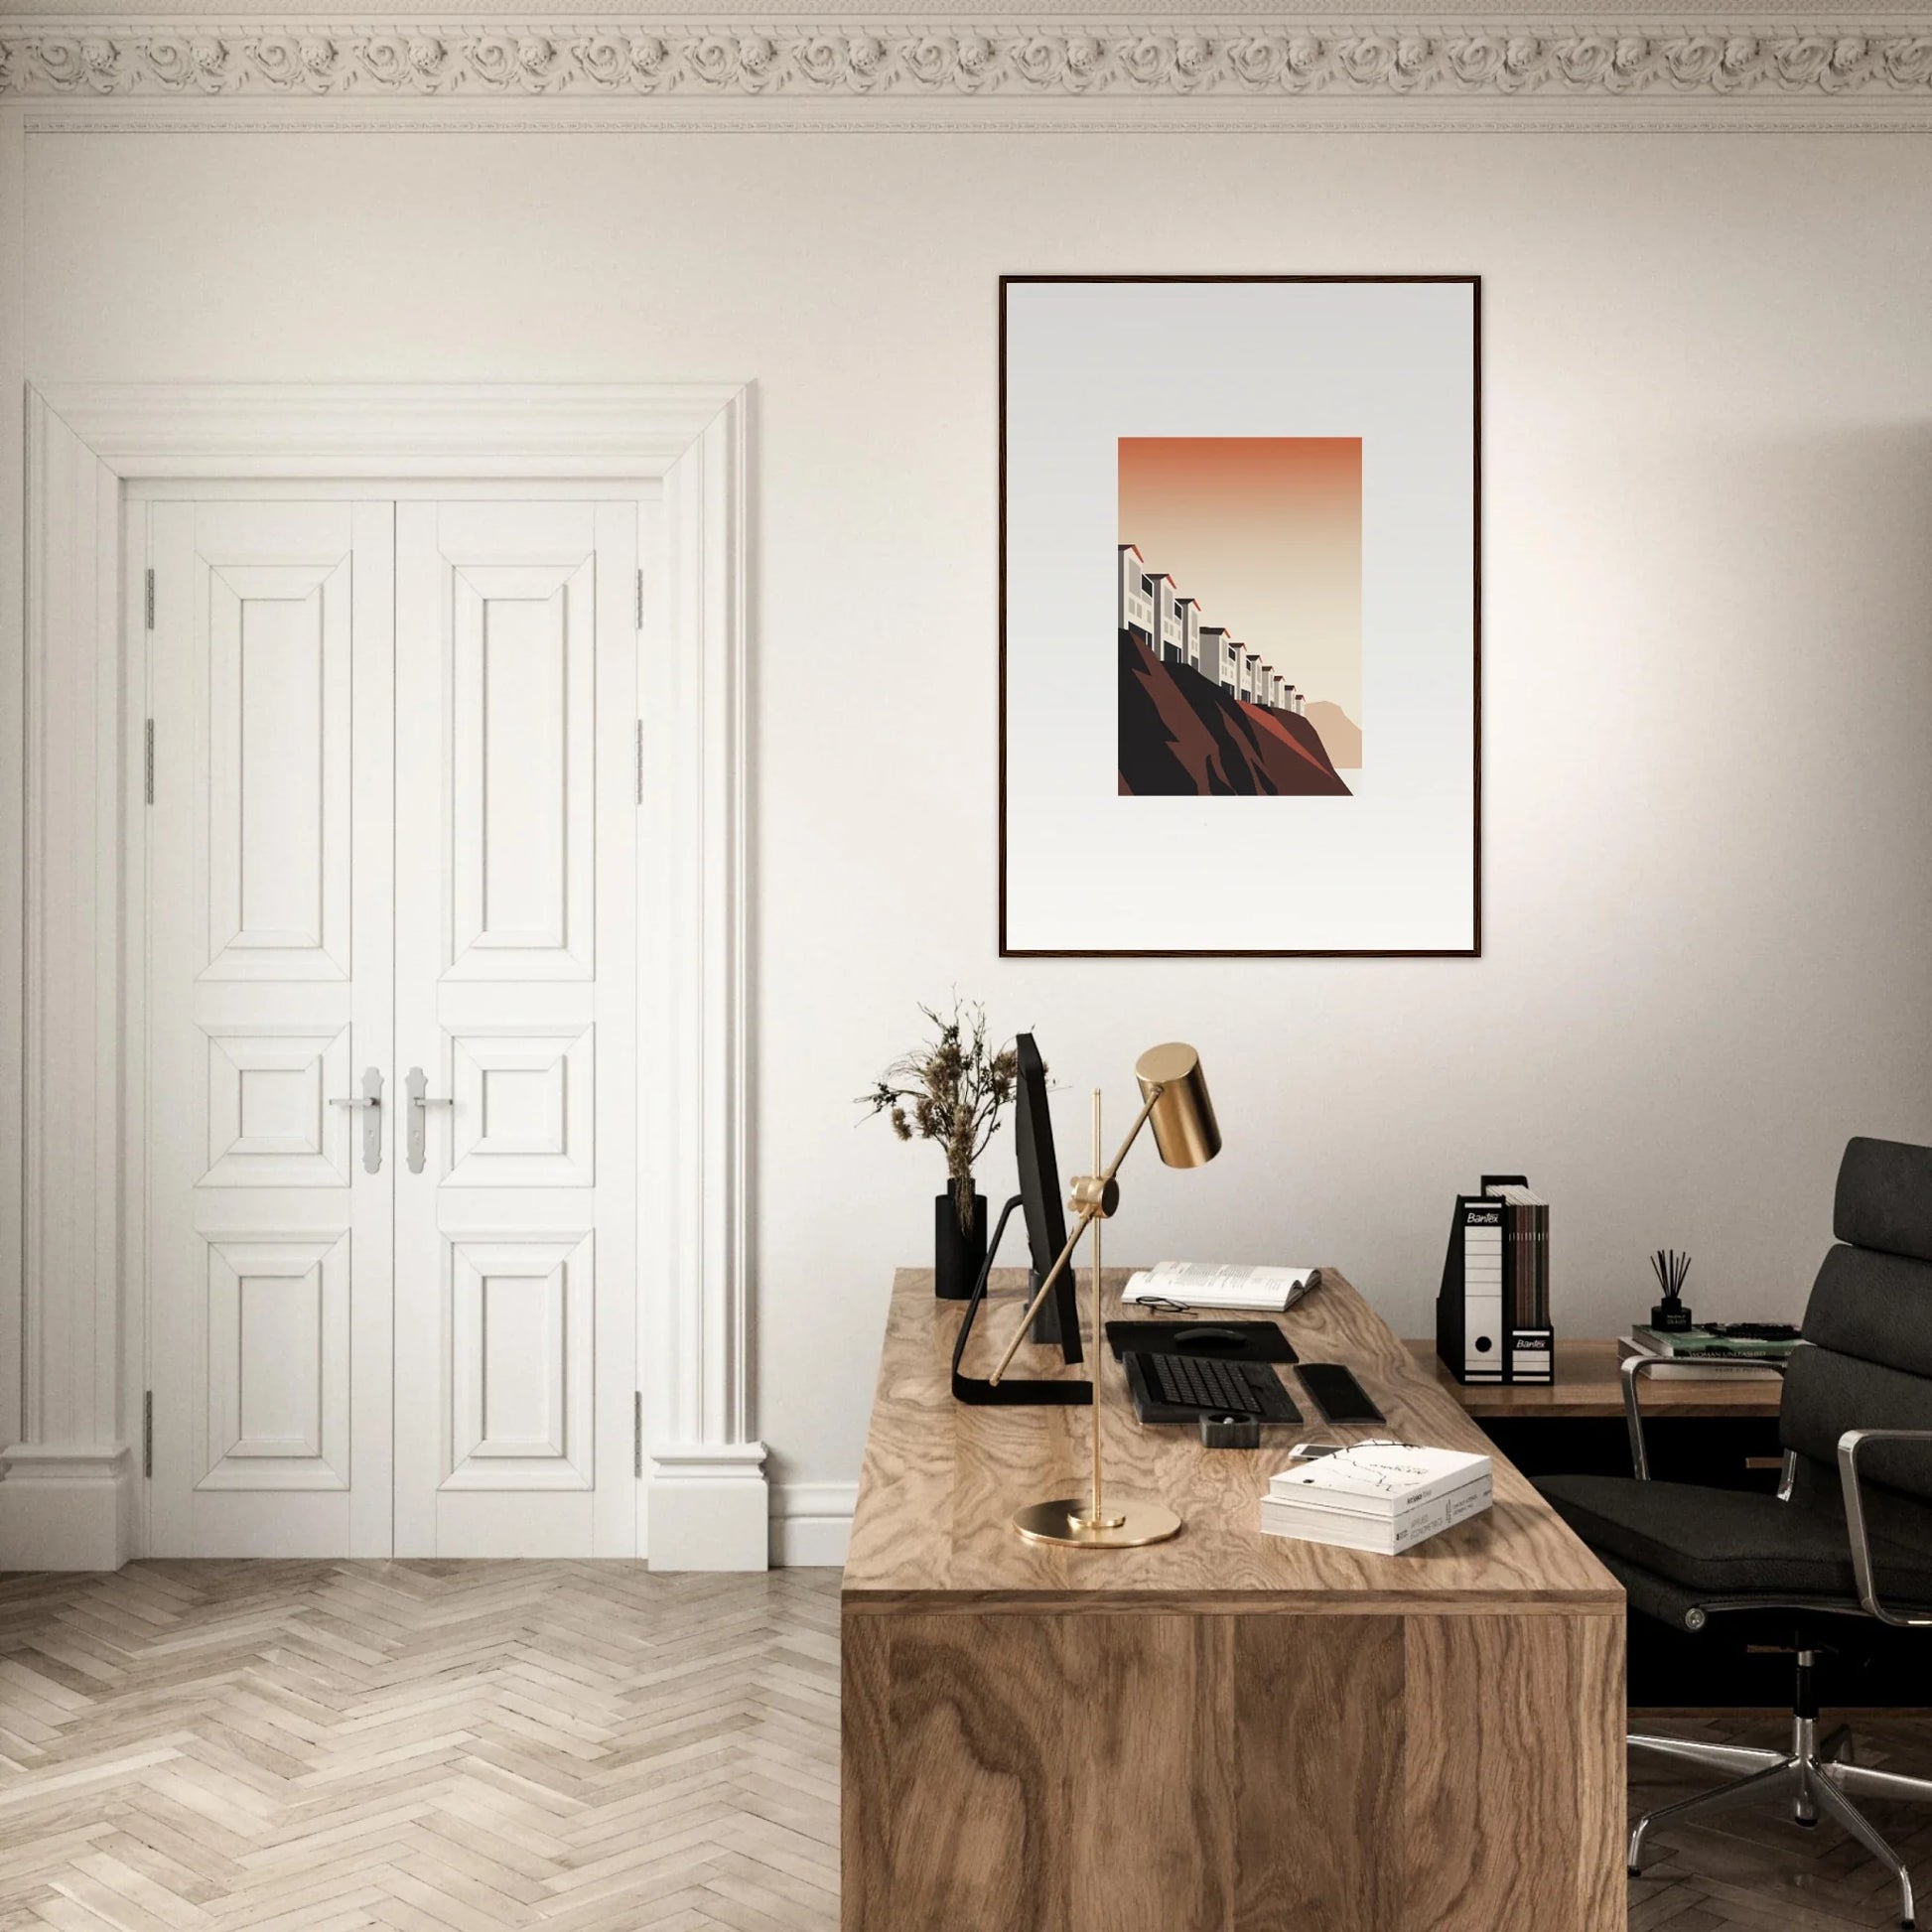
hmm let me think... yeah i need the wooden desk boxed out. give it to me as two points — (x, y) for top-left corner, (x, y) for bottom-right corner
(843, 1269), (1625, 1932)
(1408, 1337), (1784, 1420)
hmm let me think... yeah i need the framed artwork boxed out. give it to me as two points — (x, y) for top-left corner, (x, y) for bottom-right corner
(999, 275), (1480, 957)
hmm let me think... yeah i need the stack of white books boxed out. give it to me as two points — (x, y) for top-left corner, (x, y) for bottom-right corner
(1260, 1444), (1493, 1555)
(1121, 1261), (1316, 1312)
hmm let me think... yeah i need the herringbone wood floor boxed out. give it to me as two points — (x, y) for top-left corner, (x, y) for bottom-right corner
(0, 1563), (840, 1932)
(0, 1563), (1927, 1930)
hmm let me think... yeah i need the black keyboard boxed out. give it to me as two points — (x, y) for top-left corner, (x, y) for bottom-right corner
(1125, 1351), (1302, 1424)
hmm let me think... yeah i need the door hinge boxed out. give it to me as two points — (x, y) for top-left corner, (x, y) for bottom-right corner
(635, 567), (644, 631)
(144, 568), (155, 631)
(144, 720), (155, 805)
(633, 1392), (643, 1479)
(634, 720), (644, 806)
(142, 1391), (153, 1478)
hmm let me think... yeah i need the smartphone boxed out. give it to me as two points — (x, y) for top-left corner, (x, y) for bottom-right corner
(1297, 1363), (1385, 1426)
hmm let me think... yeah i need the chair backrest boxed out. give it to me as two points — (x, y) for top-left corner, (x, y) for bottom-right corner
(1781, 1138), (1932, 1532)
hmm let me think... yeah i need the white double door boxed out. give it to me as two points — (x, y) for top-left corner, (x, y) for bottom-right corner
(146, 493), (640, 1558)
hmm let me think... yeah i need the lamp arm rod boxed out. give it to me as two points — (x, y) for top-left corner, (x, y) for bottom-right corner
(986, 1084), (1165, 1388)
(986, 1204), (1097, 1387)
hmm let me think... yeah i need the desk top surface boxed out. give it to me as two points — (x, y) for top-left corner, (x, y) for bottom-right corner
(1407, 1338), (1785, 1419)
(843, 1268), (1622, 1615)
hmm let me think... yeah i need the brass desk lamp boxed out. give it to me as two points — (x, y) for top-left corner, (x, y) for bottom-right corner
(987, 1042), (1221, 1549)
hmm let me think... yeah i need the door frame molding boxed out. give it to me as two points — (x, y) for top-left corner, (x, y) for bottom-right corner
(5, 381), (763, 1571)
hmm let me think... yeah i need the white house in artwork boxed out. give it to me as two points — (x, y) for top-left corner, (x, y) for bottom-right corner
(1199, 624), (1236, 693)
(1175, 596), (1201, 671)
(1151, 571), (1176, 658)
(1118, 542), (1311, 722)
(1118, 544), (1157, 649)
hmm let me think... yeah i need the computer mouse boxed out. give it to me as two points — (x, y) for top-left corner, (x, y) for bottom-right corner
(1173, 1325), (1246, 1351)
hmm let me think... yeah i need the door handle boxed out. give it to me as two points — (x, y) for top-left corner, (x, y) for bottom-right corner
(329, 1066), (384, 1174)
(405, 1066), (454, 1175)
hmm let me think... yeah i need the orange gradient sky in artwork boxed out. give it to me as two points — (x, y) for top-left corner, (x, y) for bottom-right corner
(1118, 436), (1362, 725)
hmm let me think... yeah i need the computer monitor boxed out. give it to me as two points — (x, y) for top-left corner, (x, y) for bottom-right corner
(1014, 1034), (1083, 1364)
(948, 1032), (1089, 1405)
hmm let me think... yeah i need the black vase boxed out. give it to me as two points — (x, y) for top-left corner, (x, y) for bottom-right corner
(934, 1185), (989, 1301)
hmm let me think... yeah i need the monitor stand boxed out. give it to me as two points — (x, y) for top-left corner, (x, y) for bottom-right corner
(951, 1196), (1091, 1407)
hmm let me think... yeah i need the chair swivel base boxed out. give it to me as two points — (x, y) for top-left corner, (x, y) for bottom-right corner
(1629, 1715), (1931, 1930)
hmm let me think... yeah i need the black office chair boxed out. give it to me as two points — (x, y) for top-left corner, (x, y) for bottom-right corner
(1538, 1136), (1932, 1930)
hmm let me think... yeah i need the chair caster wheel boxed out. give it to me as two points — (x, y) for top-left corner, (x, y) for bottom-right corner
(1627, 1868), (1641, 1878)
(1796, 1816), (1818, 1829)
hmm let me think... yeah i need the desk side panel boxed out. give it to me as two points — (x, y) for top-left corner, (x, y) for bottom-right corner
(844, 1609), (1070, 1930)
(1066, 1614), (1236, 1931)
(1233, 1613), (1405, 1930)
(840, 1612), (893, 1932)
(844, 1610), (1239, 1932)
(844, 1604), (1620, 1932)
(1402, 1611), (1626, 1932)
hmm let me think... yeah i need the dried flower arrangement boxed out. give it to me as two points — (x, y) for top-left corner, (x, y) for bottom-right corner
(860, 998), (1021, 1233)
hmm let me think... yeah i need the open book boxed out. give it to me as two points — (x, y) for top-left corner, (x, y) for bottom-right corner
(1121, 1261), (1317, 1313)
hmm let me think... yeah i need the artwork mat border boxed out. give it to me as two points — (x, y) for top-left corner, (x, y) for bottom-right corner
(997, 270), (1482, 959)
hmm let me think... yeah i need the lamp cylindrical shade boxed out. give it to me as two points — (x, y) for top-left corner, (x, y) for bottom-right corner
(1134, 1042), (1221, 1169)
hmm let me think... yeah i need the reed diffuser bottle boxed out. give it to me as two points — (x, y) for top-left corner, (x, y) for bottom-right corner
(1650, 1248), (1694, 1332)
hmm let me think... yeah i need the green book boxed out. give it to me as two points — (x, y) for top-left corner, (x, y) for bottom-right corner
(1631, 1325), (1799, 1360)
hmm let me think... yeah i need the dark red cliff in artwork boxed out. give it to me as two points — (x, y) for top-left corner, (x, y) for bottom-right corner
(1118, 634), (1351, 797)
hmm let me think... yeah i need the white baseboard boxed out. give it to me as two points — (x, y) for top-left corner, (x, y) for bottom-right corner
(770, 1480), (855, 1569)
(646, 1442), (769, 1572)
(0, 1444), (135, 1571)
(0, 1442), (850, 1573)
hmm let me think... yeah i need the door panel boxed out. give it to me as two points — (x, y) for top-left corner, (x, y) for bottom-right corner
(147, 500), (394, 1557)
(201, 1232), (350, 1489)
(393, 500), (637, 1558)
(447, 1230), (594, 1488)
(447, 1026), (595, 1187)
(201, 1025), (353, 1187)
(450, 561), (596, 979)
(204, 564), (352, 979)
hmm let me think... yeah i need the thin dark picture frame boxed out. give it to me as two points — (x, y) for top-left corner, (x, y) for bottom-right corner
(997, 272), (1482, 959)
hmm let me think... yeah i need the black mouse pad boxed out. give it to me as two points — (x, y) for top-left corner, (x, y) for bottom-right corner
(1104, 1319), (1298, 1364)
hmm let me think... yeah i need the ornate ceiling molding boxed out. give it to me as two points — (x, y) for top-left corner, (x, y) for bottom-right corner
(3, 18), (1930, 115)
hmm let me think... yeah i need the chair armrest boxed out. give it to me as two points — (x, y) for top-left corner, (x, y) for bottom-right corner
(1621, 1351), (1789, 1481)
(1837, 1429), (1932, 1627)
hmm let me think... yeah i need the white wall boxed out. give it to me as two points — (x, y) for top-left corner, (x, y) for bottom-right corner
(19, 126), (1932, 1528)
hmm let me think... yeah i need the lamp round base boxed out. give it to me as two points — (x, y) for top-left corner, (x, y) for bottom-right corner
(1011, 1496), (1182, 1548)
